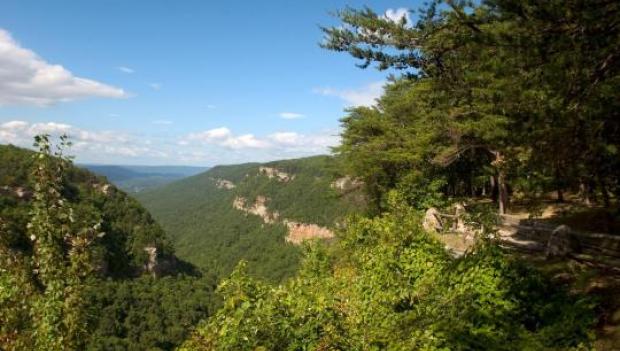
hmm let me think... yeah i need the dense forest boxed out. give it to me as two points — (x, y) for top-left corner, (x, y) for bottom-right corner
(0, 141), (217, 350)
(1, 0), (619, 350)
(137, 155), (365, 281)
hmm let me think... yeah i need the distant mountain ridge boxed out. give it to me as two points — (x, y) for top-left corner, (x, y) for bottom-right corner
(82, 164), (209, 193)
(137, 155), (367, 282)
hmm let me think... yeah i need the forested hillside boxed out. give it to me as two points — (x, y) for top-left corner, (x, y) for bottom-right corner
(0, 142), (216, 350)
(1, 144), (174, 276)
(137, 155), (366, 281)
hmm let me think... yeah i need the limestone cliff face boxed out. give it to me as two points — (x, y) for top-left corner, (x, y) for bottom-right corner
(233, 196), (280, 223)
(283, 220), (334, 244)
(258, 167), (294, 182)
(331, 176), (363, 192)
(232, 195), (333, 244)
(215, 178), (235, 189)
(142, 246), (177, 277)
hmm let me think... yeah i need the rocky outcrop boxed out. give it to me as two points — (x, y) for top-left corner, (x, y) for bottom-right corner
(545, 225), (580, 258)
(423, 208), (443, 233)
(93, 183), (112, 196)
(284, 220), (334, 244)
(215, 179), (235, 189)
(331, 176), (364, 192)
(142, 246), (177, 277)
(0, 185), (32, 199)
(259, 167), (294, 182)
(232, 195), (334, 245)
(233, 196), (279, 223)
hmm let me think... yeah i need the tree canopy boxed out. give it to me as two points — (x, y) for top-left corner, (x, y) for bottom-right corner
(325, 0), (619, 213)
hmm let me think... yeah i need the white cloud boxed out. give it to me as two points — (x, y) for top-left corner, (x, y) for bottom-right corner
(149, 82), (162, 90)
(0, 29), (127, 106)
(279, 112), (305, 120)
(152, 119), (173, 125)
(383, 8), (411, 26)
(269, 132), (301, 145)
(117, 66), (134, 74)
(0, 120), (154, 160)
(315, 81), (384, 107)
(181, 127), (339, 155)
(268, 132), (339, 152)
(184, 127), (269, 149)
(0, 120), (340, 166)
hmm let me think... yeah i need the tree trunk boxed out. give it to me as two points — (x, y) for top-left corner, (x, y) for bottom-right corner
(579, 182), (589, 205)
(491, 151), (509, 215)
(557, 189), (564, 203)
(498, 171), (509, 215)
(599, 176), (610, 208)
(490, 175), (498, 202)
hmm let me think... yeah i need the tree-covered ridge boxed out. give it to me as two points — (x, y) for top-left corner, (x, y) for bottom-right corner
(0, 144), (174, 277)
(82, 164), (209, 193)
(137, 155), (366, 281)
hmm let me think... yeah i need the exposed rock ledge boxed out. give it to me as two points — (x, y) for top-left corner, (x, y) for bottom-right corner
(259, 166), (294, 182)
(232, 195), (333, 244)
(331, 176), (364, 192)
(233, 196), (279, 223)
(215, 178), (235, 189)
(284, 220), (334, 244)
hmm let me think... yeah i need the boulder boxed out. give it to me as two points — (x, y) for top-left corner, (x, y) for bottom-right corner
(545, 225), (580, 258)
(453, 202), (467, 233)
(423, 207), (443, 233)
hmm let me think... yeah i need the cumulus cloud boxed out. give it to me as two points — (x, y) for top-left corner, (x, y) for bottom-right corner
(149, 82), (162, 90)
(183, 127), (270, 149)
(268, 132), (338, 153)
(117, 66), (134, 74)
(279, 112), (305, 120)
(0, 29), (127, 106)
(383, 8), (411, 26)
(0, 120), (153, 160)
(0, 120), (340, 165)
(315, 81), (384, 107)
(181, 127), (339, 156)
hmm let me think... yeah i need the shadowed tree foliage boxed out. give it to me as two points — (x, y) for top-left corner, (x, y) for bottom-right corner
(323, 0), (619, 213)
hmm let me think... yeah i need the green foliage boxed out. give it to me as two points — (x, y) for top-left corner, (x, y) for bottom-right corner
(183, 196), (596, 350)
(85, 274), (217, 351)
(1, 135), (102, 350)
(137, 156), (365, 282)
(0, 143), (173, 277)
(0, 140), (214, 350)
(325, 0), (620, 212)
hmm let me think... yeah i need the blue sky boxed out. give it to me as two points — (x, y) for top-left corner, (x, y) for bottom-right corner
(0, 0), (419, 166)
